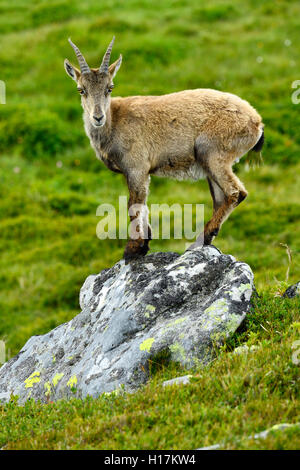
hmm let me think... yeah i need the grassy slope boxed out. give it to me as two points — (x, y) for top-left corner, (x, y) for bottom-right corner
(0, 0), (299, 450)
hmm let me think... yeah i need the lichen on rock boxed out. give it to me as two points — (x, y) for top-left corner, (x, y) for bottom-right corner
(0, 246), (255, 404)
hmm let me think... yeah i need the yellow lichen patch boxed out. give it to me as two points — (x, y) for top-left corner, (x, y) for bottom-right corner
(52, 373), (64, 387)
(146, 305), (156, 312)
(161, 316), (188, 334)
(140, 337), (155, 353)
(166, 316), (187, 329)
(67, 375), (77, 388)
(144, 304), (156, 318)
(239, 283), (251, 291)
(44, 381), (51, 397)
(24, 371), (40, 389)
(170, 342), (186, 361)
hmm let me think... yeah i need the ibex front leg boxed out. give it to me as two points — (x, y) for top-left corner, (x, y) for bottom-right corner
(124, 171), (151, 262)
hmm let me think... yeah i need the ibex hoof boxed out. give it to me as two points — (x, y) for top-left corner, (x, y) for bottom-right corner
(185, 235), (204, 251)
(123, 239), (150, 263)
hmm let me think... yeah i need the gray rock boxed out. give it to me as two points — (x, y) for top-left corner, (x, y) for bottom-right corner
(162, 375), (193, 387)
(282, 281), (300, 298)
(197, 422), (300, 450)
(233, 345), (259, 355)
(0, 246), (255, 404)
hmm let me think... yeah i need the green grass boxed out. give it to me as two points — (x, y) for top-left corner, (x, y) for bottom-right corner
(0, 0), (299, 450)
(1, 295), (299, 450)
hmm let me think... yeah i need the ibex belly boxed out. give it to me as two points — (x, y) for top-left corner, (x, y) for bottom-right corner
(152, 158), (207, 181)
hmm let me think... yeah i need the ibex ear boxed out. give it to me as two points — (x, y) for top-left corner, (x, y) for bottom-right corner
(109, 54), (122, 79)
(64, 59), (80, 82)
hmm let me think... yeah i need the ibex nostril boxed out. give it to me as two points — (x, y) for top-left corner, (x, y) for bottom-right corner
(93, 115), (104, 123)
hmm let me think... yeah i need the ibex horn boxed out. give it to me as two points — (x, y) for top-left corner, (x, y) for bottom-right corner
(99, 36), (115, 73)
(68, 38), (91, 75)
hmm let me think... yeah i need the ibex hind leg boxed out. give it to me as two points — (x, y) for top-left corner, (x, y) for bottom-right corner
(187, 149), (248, 250)
(187, 177), (225, 251)
(207, 177), (225, 212)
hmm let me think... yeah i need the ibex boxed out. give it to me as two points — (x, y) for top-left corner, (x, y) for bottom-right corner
(64, 37), (264, 261)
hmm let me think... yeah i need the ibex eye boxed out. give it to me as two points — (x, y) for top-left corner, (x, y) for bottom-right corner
(107, 85), (114, 93)
(77, 88), (86, 96)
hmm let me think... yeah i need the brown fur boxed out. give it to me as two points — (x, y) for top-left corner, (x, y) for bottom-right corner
(64, 39), (264, 259)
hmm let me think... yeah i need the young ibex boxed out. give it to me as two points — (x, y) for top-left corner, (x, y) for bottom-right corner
(64, 37), (264, 260)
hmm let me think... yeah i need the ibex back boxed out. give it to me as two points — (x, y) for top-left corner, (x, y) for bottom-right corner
(64, 37), (264, 261)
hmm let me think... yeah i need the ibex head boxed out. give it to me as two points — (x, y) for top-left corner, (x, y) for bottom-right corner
(64, 36), (122, 128)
